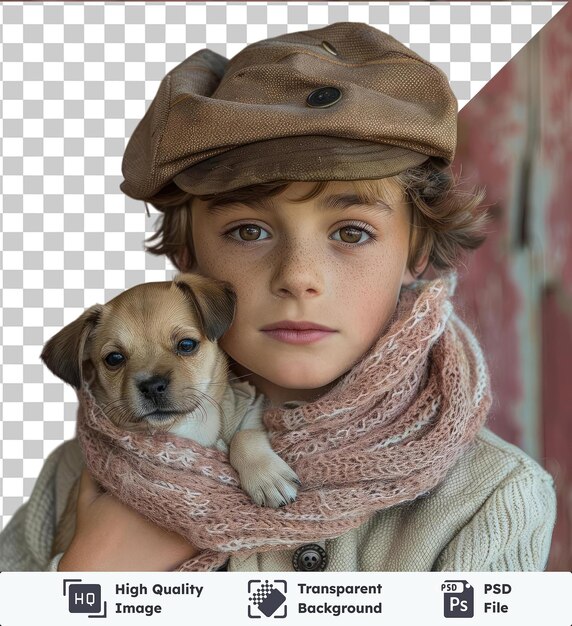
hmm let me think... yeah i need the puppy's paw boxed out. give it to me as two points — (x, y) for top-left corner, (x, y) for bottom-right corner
(239, 452), (301, 508)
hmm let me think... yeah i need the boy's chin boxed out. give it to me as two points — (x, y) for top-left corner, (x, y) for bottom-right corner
(228, 354), (350, 402)
(263, 366), (345, 398)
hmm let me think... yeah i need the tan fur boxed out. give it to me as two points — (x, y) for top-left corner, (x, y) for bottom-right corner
(41, 273), (299, 560)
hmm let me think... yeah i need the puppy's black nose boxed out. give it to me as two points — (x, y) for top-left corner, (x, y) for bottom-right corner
(138, 375), (170, 399)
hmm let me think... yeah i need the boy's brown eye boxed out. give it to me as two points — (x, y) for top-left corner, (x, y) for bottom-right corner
(330, 224), (374, 245)
(238, 225), (262, 241)
(226, 223), (271, 243)
(338, 226), (363, 244)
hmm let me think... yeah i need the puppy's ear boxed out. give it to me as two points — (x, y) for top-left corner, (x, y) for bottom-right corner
(40, 304), (103, 390)
(174, 273), (236, 342)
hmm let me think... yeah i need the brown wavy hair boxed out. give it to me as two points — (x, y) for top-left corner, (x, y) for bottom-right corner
(142, 160), (491, 279)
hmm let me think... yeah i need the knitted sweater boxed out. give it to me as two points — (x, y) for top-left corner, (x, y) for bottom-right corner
(0, 423), (555, 572)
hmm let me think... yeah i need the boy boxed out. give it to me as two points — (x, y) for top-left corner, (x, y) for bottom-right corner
(0, 22), (556, 572)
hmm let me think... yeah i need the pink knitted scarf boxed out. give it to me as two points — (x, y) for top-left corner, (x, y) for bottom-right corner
(75, 274), (491, 571)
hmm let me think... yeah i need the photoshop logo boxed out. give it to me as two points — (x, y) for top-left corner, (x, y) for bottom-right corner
(442, 579), (474, 618)
(248, 579), (287, 618)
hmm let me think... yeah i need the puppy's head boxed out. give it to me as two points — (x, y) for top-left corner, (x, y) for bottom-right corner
(40, 273), (236, 432)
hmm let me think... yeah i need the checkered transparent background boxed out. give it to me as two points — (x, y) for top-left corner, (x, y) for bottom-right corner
(0, 1), (565, 529)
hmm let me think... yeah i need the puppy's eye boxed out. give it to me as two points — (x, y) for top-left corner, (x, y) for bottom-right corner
(177, 338), (199, 353)
(105, 352), (124, 367)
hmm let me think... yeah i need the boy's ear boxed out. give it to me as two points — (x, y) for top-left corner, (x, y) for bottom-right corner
(175, 248), (196, 273)
(403, 253), (430, 285)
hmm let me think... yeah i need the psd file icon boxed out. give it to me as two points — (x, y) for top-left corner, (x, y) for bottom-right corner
(442, 579), (474, 618)
(248, 579), (287, 618)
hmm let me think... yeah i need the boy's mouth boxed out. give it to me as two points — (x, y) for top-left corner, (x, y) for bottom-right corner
(260, 320), (335, 332)
(260, 321), (337, 345)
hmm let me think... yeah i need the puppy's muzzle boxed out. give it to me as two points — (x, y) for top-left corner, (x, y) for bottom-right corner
(137, 374), (170, 402)
(137, 374), (195, 423)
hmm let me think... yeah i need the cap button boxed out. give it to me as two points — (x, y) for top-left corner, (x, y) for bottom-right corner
(292, 543), (328, 571)
(306, 87), (342, 109)
(321, 40), (338, 56)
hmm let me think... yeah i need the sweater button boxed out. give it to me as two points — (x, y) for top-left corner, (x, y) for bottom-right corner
(306, 87), (342, 108)
(292, 544), (328, 571)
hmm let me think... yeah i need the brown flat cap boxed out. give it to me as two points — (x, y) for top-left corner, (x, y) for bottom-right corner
(120, 22), (457, 201)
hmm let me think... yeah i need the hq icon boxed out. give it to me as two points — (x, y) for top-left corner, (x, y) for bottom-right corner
(63, 578), (108, 618)
(442, 579), (474, 618)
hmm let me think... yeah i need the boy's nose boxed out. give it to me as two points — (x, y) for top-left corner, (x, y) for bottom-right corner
(269, 243), (325, 299)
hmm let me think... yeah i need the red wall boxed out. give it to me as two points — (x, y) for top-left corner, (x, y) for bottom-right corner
(448, 4), (572, 570)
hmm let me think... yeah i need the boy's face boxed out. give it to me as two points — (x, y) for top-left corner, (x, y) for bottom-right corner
(189, 179), (419, 405)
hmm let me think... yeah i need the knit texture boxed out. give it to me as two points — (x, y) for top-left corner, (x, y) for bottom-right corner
(73, 273), (492, 572)
(0, 429), (557, 572)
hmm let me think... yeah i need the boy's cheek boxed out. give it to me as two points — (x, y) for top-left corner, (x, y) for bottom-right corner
(191, 246), (233, 283)
(192, 236), (247, 286)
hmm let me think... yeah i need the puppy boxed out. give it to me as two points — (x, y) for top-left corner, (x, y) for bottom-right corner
(41, 272), (300, 558)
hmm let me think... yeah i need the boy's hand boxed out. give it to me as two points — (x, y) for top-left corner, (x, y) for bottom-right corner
(58, 468), (200, 571)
